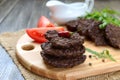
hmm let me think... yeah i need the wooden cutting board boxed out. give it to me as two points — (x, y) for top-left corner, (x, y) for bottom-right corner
(16, 34), (120, 80)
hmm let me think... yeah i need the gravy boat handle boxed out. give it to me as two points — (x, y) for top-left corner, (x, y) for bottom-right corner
(85, 0), (94, 13)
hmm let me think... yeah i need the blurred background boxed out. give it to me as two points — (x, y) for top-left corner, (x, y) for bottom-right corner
(0, 0), (120, 33)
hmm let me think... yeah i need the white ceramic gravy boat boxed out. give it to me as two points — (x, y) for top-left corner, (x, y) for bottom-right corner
(46, 0), (94, 25)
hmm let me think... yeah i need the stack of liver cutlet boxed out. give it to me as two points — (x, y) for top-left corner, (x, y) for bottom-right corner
(40, 30), (86, 68)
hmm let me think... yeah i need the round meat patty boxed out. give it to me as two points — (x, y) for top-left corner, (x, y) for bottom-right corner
(88, 21), (108, 46)
(65, 20), (78, 32)
(41, 51), (86, 68)
(77, 19), (95, 37)
(51, 32), (84, 49)
(45, 30), (59, 41)
(41, 42), (85, 58)
(105, 24), (120, 48)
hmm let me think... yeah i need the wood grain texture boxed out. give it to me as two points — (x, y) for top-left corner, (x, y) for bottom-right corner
(0, 0), (19, 24)
(16, 34), (120, 80)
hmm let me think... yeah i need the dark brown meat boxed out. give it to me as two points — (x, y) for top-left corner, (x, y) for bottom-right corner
(45, 30), (58, 40)
(65, 20), (79, 32)
(105, 24), (120, 48)
(41, 51), (86, 68)
(51, 32), (84, 49)
(41, 30), (86, 68)
(66, 18), (120, 48)
(41, 42), (85, 58)
(77, 19), (95, 37)
(88, 21), (108, 46)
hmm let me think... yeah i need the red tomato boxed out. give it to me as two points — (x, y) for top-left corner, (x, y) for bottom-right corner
(37, 16), (55, 27)
(26, 27), (65, 43)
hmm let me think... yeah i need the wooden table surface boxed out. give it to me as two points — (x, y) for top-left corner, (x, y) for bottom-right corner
(0, 0), (120, 80)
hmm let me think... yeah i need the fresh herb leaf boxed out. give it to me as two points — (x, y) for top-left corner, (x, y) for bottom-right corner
(84, 8), (120, 29)
(85, 48), (101, 58)
(86, 48), (116, 62)
(101, 50), (116, 61)
(99, 22), (108, 29)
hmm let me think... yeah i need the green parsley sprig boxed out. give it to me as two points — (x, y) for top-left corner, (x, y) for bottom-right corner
(86, 48), (116, 62)
(85, 8), (120, 29)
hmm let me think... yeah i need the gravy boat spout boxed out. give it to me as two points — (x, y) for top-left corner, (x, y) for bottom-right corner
(46, 1), (66, 13)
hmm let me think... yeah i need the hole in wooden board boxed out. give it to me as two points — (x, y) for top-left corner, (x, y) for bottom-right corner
(22, 44), (35, 51)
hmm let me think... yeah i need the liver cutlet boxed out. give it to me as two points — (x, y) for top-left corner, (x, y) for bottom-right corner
(105, 24), (120, 48)
(51, 32), (84, 49)
(41, 51), (86, 68)
(41, 42), (85, 58)
(65, 20), (79, 32)
(45, 30), (59, 40)
(87, 21), (108, 46)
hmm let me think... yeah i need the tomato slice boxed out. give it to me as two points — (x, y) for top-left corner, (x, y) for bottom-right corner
(37, 16), (55, 27)
(26, 27), (65, 43)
